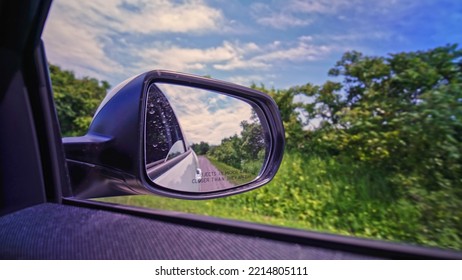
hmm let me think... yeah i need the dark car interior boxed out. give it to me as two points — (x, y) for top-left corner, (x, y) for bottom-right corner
(1, 0), (461, 259)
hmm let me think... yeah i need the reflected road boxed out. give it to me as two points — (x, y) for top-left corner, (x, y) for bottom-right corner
(198, 156), (234, 191)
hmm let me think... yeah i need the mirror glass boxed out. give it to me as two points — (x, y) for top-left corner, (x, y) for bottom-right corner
(145, 82), (267, 192)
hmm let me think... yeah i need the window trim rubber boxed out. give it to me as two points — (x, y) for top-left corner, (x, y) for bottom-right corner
(63, 197), (462, 260)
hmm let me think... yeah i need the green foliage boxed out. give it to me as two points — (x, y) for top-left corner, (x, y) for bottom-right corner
(208, 134), (243, 169)
(240, 118), (265, 160)
(102, 152), (461, 250)
(199, 44), (462, 249)
(207, 157), (255, 185)
(251, 84), (309, 151)
(191, 141), (210, 155)
(305, 45), (462, 203)
(208, 114), (265, 169)
(227, 153), (461, 249)
(58, 44), (462, 250)
(50, 64), (110, 136)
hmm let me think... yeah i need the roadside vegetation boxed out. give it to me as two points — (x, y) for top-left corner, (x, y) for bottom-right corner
(53, 44), (462, 250)
(206, 158), (255, 186)
(50, 64), (110, 136)
(191, 112), (266, 178)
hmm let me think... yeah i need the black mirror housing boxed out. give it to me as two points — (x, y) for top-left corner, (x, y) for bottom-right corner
(64, 70), (285, 199)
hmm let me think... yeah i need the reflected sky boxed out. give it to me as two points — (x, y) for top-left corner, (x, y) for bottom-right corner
(156, 83), (253, 145)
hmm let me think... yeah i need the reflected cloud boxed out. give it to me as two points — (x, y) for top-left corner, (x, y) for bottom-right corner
(156, 84), (253, 145)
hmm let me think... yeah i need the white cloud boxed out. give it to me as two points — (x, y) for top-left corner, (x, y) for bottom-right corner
(43, 0), (227, 83)
(256, 13), (313, 29)
(134, 41), (260, 72)
(251, 0), (417, 29)
(156, 84), (253, 145)
(299, 36), (314, 42)
(213, 37), (332, 71)
(250, 0), (342, 29)
(251, 2), (313, 29)
(288, 0), (352, 14)
(131, 37), (332, 74)
(228, 75), (265, 86)
(44, 0), (334, 88)
(258, 41), (331, 62)
(45, 0), (391, 88)
(43, 4), (123, 81)
(50, 0), (224, 34)
(212, 58), (270, 71)
(114, 0), (224, 34)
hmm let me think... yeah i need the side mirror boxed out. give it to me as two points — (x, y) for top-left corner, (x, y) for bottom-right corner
(63, 70), (285, 199)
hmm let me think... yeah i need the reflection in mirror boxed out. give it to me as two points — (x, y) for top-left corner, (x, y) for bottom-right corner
(145, 83), (267, 193)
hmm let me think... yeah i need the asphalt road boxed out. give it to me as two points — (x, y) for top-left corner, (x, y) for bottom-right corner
(197, 156), (234, 192)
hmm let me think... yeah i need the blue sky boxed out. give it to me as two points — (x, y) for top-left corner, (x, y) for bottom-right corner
(43, 0), (462, 90)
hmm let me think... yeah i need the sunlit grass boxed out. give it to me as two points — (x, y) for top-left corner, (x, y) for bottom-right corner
(97, 153), (462, 251)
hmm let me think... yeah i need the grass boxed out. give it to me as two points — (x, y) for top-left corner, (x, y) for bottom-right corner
(97, 153), (462, 251)
(206, 157), (255, 185)
(97, 195), (316, 229)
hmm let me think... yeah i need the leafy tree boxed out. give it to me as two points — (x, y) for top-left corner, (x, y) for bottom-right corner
(207, 109), (266, 169)
(310, 45), (462, 187)
(191, 141), (210, 155)
(240, 111), (265, 160)
(50, 64), (110, 136)
(250, 84), (308, 151)
(287, 45), (462, 244)
(208, 134), (243, 169)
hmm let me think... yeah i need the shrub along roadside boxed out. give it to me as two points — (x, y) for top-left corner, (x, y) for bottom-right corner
(99, 152), (462, 251)
(205, 153), (461, 250)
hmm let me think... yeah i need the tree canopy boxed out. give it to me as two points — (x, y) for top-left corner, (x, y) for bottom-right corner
(254, 44), (462, 187)
(50, 64), (110, 136)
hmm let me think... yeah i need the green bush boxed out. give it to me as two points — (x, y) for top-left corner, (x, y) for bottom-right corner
(102, 152), (461, 250)
(207, 153), (462, 250)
